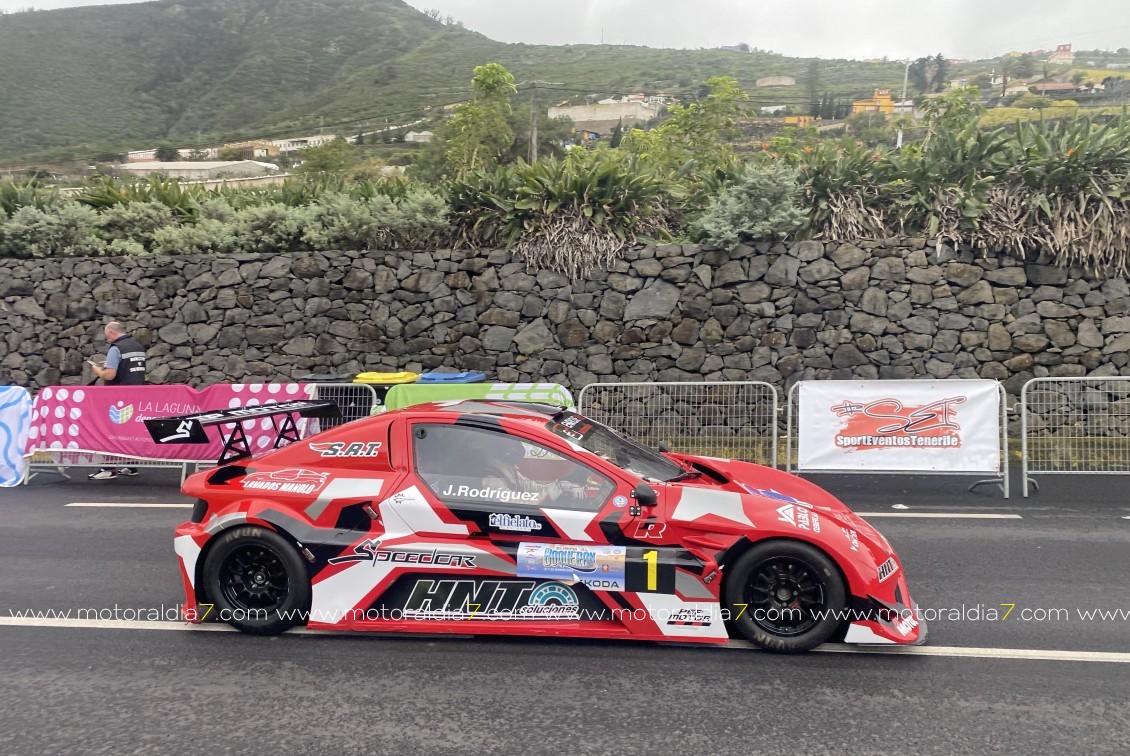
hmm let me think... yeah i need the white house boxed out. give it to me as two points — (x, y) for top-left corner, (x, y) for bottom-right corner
(404, 131), (434, 143)
(269, 134), (338, 154)
(547, 101), (659, 135)
(117, 161), (279, 180)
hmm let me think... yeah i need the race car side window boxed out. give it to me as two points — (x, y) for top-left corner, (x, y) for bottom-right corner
(412, 423), (614, 511)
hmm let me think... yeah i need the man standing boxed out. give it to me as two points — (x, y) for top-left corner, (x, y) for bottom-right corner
(88, 321), (147, 480)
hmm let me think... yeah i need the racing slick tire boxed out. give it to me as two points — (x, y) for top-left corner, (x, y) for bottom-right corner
(201, 526), (311, 635)
(723, 539), (847, 654)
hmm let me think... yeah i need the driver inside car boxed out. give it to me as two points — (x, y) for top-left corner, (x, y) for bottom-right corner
(479, 440), (588, 506)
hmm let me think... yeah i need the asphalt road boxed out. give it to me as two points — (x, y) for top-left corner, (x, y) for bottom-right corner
(1, 468), (1128, 755)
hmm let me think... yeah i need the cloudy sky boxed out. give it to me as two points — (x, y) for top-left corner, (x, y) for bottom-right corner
(6, 0), (1130, 60)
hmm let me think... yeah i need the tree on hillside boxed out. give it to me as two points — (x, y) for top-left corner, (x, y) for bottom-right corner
(155, 146), (180, 162)
(621, 76), (747, 174)
(609, 119), (625, 148)
(968, 72), (993, 90)
(919, 87), (983, 149)
(295, 137), (356, 176)
(502, 106), (573, 163)
(444, 63), (517, 176)
(1015, 53), (1037, 78)
(909, 53), (949, 94)
(998, 55), (1038, 96)
(806, 59), (822, 115)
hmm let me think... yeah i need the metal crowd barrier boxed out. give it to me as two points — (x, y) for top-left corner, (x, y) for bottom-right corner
(576, 381), (780, 467)
(24, 450), (197, 484)
(307, 382), (381, 432)
(1021, 376), (1130, 497)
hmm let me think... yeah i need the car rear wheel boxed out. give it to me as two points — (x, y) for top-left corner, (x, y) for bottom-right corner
(723, 540), (847, 653)
(202, 527), (310, 635)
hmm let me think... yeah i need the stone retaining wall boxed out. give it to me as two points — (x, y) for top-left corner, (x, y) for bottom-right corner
(2, 239), (1127, 413)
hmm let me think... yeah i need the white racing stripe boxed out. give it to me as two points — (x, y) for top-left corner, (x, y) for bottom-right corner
(855, 512), (1022, 519)
(0, 617), (1127, 663)
(65, 502), (192, 509)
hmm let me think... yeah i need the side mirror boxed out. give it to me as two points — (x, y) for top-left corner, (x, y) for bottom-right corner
(657, 441), (670, 453)
(633, 482), (658, 508)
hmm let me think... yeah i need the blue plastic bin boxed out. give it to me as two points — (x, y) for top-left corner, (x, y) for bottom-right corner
(417, 371), (487, 384)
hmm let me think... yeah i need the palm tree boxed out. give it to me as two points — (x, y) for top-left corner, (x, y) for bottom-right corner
(999, 57), (1020, 97)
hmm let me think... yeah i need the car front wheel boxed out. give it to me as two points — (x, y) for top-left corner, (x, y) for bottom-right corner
(723, 540), (847, 653)
(201, 526), (310, 635)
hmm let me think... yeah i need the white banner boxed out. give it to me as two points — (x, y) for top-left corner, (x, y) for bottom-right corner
(797, 380), (1001, 473)
(1, 386), (32, 487)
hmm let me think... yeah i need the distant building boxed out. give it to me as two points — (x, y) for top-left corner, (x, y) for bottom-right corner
(223, 140), (280, 159)
(404, 131), (434, 143)
(547, 101), (659, 136)
(269, 134), (338, 154)
(179, 147), (218, 159)
(1005, 82), (1033, 96)
(124, 150), (157, 163)
(1032, 82), (1077, 94)
(117, 161), (279, 180)
(1047, 44), (1074, 65)
(893, 100), (917, 116)
(851, 88), (895, 115)
(760, 105), (788, 115)
(782, 115), (815, 127)
(756, 76), (796, 87)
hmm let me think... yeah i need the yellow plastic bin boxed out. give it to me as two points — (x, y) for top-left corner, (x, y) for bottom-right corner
(352, 371), (420, 414)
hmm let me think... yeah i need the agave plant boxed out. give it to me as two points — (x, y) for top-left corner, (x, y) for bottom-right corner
(0, 179), (58, 217)
(977, 116), (1130, 275)
(75, 176), (203, 219)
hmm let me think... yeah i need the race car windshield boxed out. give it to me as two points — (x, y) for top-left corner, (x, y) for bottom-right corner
(546, 411), (686, 482)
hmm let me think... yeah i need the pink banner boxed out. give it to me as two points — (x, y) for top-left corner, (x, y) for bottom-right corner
(26, 384), (314, 461)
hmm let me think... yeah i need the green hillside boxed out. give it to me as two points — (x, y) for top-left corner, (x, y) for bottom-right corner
(0, 0), (905, 162)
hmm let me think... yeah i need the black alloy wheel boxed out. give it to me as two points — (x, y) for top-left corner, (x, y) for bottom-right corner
(724, 540), (847, 653)
(202, 526), (311, 635)
(219, 544), (290, 611)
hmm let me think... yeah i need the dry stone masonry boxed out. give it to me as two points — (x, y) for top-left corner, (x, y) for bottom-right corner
(2, 239), (1128, 415)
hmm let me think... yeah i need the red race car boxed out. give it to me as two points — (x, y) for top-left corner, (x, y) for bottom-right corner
(158, 400), (926, 653)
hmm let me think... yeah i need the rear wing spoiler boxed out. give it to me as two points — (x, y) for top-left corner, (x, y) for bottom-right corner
(143, 399), (340, 465)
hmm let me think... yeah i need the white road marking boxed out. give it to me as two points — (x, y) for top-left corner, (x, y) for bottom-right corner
(65, 502), (192, 509)
(855, 512), (1022, 519)
(0, 617), (1126, 663)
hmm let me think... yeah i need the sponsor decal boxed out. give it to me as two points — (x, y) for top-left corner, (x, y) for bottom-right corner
(159, 419), (196, 443)
(613, 495), (628, 508)
(109, 403), (134, 425)
(517, 543), (627, 591)
(547, 411), (595, 443)
(777, 503), (821, 533)
(443, 485), (539, 503)
(401, 579), (579, 620)
(328, 538), (477, 567)
(243, 468), (329, 495)
(741, 485), (815, 508)
(666, 607), (713, 627)
(630, 518), (667, 540)
(488, 513), (542, 532)
(877, 557), (899, 583)
(310, 441), (383, 458)
(895, 614), (919, 637)
(830, 396), (966, 451)
(841, 526), (860, 551)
